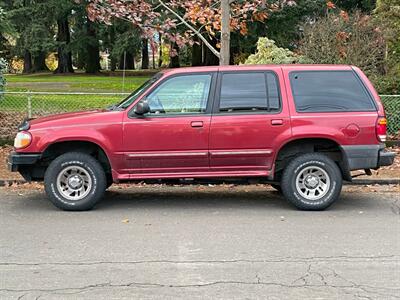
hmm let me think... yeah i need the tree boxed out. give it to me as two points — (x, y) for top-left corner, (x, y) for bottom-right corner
(334, 0), (377, 12)
(55, 16), (74, 73)
(0, 58), (6, 98)
(373, 0), (400, 93)
(6, 1), (54, 73)
(0, 3), (14, 59)
(99, 21), (142, 70)
(141, 38), (149, 69)
(51, 0), (76, 73)
(375, 0), (400, 72)
(264, 0), (326, 49)
(87, 0), (278, 65)
(299, 10), (385, 75)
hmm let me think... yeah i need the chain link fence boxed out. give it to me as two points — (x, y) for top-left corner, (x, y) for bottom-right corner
(0, 91), (399, 141)
(380, 95), (400, 139)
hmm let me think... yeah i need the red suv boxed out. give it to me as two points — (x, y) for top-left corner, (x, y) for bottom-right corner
(8, 65), (395, 211)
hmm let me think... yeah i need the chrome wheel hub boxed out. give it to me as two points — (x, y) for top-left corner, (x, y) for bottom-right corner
(68, 175), (83, 189)
(295, 166), (330, 201)
(56, 166), (92, 201)
(305, 175), (319, 189)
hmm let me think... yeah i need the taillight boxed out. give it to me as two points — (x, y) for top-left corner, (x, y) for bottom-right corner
(376, 117), (387, 142)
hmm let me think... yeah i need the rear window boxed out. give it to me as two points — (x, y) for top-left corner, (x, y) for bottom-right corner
(289, 71), (376, 112)
(219, 72), (280, 112)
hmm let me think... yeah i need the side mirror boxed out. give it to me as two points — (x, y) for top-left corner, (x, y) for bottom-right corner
(134, 100), (150, 115)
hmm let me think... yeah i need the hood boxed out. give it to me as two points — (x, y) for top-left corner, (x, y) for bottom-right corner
(29, 109), (122, 129)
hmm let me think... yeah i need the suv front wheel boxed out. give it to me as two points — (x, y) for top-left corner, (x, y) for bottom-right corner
(281, 153), (342, 210)
(44, 152), (107, 211)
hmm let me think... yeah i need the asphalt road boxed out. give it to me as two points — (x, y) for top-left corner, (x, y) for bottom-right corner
(0, 185), (399, 300)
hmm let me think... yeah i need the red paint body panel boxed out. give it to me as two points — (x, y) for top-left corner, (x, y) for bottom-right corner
(122, 114), (211, 175)
(15, 64), (384, 181)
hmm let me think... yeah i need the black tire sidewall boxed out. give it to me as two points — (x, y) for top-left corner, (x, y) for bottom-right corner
(282, 154), (342, 210)
(44, 153), (106, 210)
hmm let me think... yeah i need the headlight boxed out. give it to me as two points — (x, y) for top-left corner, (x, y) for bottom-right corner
(14, 131), (32, 149)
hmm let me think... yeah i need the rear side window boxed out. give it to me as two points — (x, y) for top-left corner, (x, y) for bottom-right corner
(289, 71), (376, 112)
(219, 72), (280, 112)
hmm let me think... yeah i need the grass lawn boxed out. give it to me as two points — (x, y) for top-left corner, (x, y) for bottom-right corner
(4, 72), (151, 92)
(1, 72), (151, 112)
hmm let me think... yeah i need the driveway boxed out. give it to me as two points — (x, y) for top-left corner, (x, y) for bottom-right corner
(0, 184), (399, 299)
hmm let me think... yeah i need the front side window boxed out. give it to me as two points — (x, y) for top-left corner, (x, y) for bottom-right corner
(116, 73), (162, 110)
(219, 72), (280, 112)
(145, 74), (212, 115)
(290, 71), (376, 112)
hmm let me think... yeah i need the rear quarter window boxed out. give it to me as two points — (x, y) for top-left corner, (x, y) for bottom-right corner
(289, 71), (376, 112)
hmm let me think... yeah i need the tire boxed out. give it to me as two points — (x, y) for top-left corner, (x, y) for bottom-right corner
(281, 153), (342, 211)
(271, 184), (282, 193)
(106, 175), (113, 189)
(44, 152), (107, 211)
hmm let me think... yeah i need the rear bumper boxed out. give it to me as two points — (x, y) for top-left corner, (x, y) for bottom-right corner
(341, 145), (395, 170)
(378, 150), (395, 167)
(7, 152), (41, 172)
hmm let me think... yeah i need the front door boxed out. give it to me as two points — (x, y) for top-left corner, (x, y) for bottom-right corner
(209, 69), (291, 174)
(123, 73), (215, 177)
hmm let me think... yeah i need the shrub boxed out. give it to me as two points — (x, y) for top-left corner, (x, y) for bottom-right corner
(245, 37), (311, 65)
(299, 11), (386, 76)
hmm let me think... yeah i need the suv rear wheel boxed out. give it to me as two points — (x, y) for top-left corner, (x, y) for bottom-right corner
(281, 153), (342, 210)
(44, 152), (106, 211)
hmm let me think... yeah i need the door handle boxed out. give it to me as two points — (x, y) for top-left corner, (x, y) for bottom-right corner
(271, 119), (283, 126)
(191, 121), (203, 128)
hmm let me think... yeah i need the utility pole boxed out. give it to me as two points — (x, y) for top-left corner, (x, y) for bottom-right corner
(220, 0), (230, 65)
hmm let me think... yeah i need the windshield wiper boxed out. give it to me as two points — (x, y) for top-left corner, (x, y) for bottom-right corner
(106, 104), (123, 111)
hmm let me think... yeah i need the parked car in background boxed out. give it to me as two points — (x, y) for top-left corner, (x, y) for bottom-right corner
(8, 65), (395, 211)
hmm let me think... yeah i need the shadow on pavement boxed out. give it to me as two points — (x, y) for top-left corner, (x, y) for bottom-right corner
(6, 187), (390, 213)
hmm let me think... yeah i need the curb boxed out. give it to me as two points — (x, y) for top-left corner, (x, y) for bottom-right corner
(1, 178), (399, 187)
(346, 178), (400, 185)
(0, 180), (26, 187)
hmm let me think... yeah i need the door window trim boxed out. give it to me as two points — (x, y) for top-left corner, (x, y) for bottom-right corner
(128, 72), (217, 119)
(212, 70), (282, 115)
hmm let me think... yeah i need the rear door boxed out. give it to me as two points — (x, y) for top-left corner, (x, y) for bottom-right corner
(209, 69), (291, 174)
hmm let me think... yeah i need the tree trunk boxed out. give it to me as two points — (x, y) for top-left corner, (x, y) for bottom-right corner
(125, 52), (135, 70)
(55, 17), (74, 73)
(23, 50), (33, 74)
(220, 0), (230, 66)
(33, 52), (49, 72)
(118, 53), (125, 70)
(118, 52), (135, 70)
(75, 51), (86, 70)
(85, 19), (100, 74)
(141, 38), (149, 69)
(110, 57), (117, 71)
(191, 36), (203, 66)
(158, 32), (163, 67)
(169, 43), (180, 68)
(109, 26), (117, 71)
(203, 38), (219, 66)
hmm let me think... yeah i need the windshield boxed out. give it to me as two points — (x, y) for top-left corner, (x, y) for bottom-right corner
(111, 73), (162, 110)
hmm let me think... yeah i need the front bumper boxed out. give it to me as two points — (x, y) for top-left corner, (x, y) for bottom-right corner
(7, 152), (41, 172)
